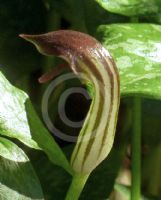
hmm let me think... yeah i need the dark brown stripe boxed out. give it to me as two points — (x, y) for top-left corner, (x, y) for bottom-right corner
(71, 56), (104, 166)
(81, 53), (115, 169)
(97, 57), (119, 159)
(81, 86), (104, 170)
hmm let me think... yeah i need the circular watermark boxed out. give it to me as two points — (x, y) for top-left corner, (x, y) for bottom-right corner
(41, 72), (104, 142)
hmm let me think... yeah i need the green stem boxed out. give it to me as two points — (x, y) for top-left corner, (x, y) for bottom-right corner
(65, 174), (89, 200)
(131, 97), (141, 200)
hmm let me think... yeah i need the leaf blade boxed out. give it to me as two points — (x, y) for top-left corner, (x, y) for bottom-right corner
(95, 0), (159, 17)
(97, 23), (161, 100)
(0, 137), (44, 200)
(25, 100), (72, 174)
(0, 71), (39, 149)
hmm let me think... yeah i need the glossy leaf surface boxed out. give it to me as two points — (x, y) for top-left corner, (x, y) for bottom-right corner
(95, 0), (159, 17)
(97, 24), (161, 99)
(0, 71), (71, 173)
(0, 137), (44, 200)
(0, 71), (39, 148)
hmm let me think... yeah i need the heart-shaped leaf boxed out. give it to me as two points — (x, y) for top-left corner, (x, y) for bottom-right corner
(95, 0), (159, 17)
(0, 137), (44, 200)
(0, 71), (71, 173)
(0, 71), (39, 149)
(97, 23), (161, 100)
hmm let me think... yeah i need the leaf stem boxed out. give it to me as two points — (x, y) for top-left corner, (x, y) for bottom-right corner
(65, 173), (89, 200)
(131, 97), (141, 200)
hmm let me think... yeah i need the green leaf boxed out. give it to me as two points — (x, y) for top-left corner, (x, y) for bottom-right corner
(27, 149), (71, 200)
(0, 71), (39, 149)
(0, 71), (71, 173)
(0, 137), (44, 200)
(97, 23), (161, 100)
(25, 100), (72, 174)
(95, 0), (159, 17)
(0, 137), (28, 162)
